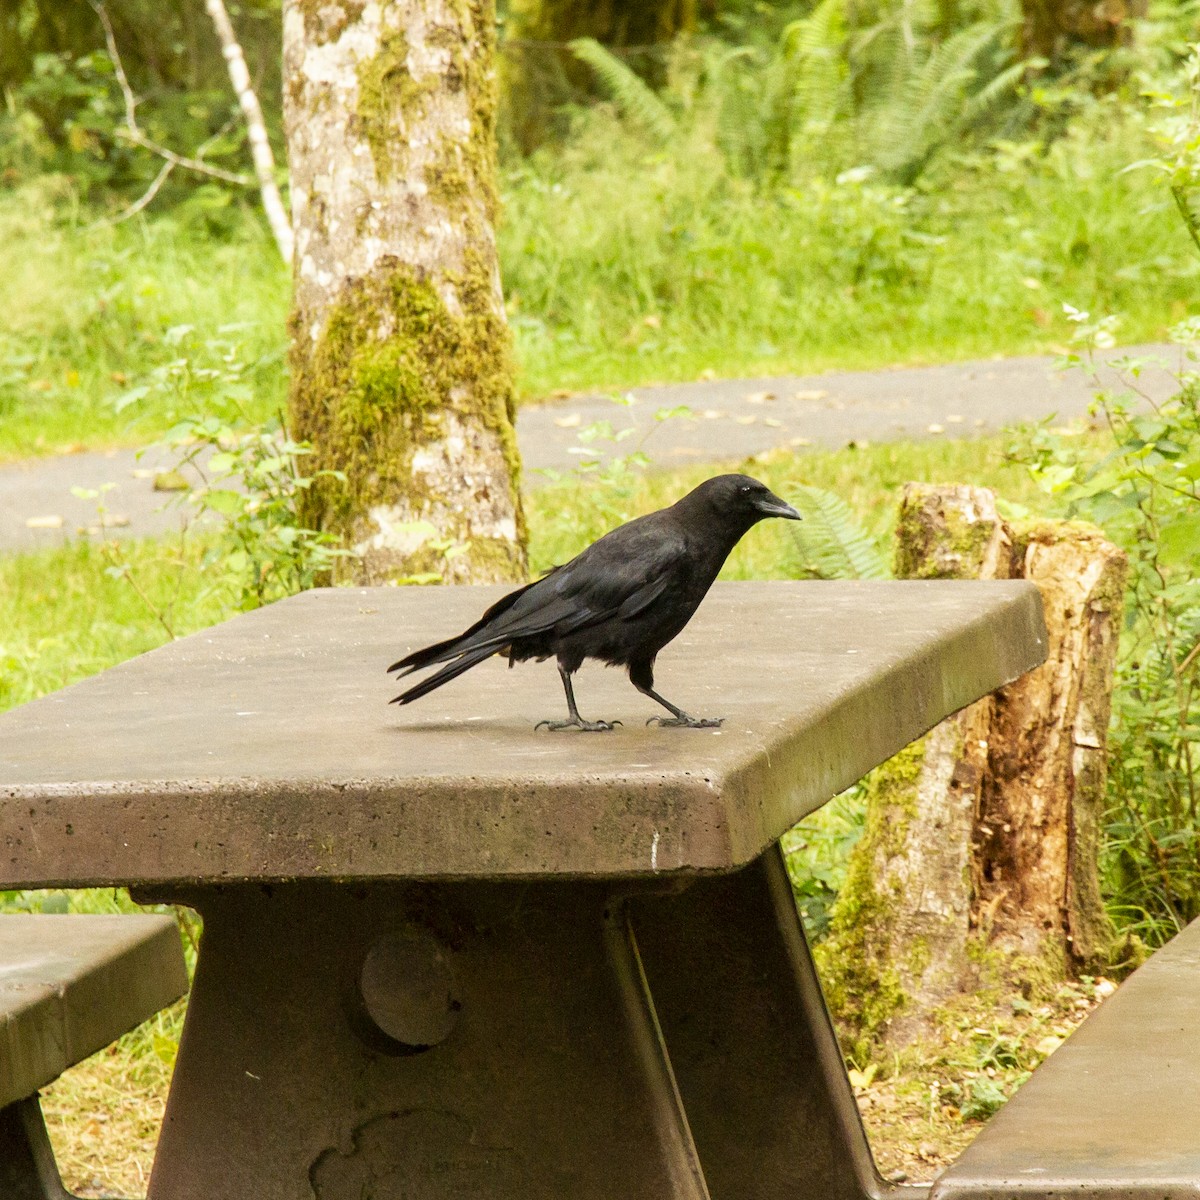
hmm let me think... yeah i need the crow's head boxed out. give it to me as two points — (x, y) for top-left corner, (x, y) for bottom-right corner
(689, 474), (802, 525)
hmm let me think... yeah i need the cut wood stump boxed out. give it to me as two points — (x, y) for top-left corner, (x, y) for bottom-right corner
(818, 484), (1127, 1048)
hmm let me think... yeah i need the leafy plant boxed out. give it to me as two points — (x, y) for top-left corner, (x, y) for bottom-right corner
(568, 38), (678, 143)
(162, 414), (352, 610)
(1017, 310), (1200, 942)
(784, 484), (890, 579)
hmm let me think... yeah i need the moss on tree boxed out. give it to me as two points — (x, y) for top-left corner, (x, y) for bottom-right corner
(814, 740), (927, 1056)
(290, 250), (525, 573)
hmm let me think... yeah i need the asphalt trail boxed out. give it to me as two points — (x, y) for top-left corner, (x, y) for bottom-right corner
(0, 343), (1179, 552)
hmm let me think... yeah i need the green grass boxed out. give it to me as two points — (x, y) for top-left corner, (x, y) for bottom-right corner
(0, 533), (235, 713)
(0, 100), (1193, 462)
(504, 107), (1197, 397)
(0, 179), (288, 461)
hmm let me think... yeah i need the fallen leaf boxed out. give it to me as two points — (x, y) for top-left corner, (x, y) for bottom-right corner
(789, 436), (813, 447)
(553, 414), (582, 429)
(1035, 1034), (1064, 1056)
(794, 388), (828, 401)
(735, 415), (757, 425)
(946, 414), (965, 423)
(701, 409), (726, 419)
(697, 368), (717, 381)
(153, 471), (190, 492)
(744, 390), (775, 404)
(763, 417), (783, 428)
(928, 423), (945, 434)
(26, 515), (64, 529)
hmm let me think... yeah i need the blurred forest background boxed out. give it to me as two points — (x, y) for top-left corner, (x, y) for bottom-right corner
(2, 0), (1199, 1189)
(3, 0), (1200, 456)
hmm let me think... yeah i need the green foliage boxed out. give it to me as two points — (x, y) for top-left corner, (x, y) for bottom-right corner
(0, 183), (287, 461)
(782, 788), (868, 936)
(500, 104), (1197, 399)
(1018, 314), (1200, 943)
(568, 38), (678, 142)
(161, 414), (352, 610)
(783, 484), (890, 579)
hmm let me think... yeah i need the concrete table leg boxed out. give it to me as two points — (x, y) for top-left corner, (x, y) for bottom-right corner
(0, 1097), (71, 1200)
(629, 849), (881, 1200)
(144, 855), (878, 1200)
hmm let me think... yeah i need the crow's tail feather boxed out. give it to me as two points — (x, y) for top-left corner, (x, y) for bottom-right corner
(387, 631), (469, 676)
(389, 644), (497, 705)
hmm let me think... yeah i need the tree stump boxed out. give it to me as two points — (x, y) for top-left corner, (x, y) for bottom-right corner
(817, 485), (1127, 1049)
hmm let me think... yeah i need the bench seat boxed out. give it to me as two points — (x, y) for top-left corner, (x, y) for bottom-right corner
(0, 912), (188, 1200)
(932, 916), (1200, 1199)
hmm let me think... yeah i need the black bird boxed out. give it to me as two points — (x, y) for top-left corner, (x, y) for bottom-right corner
(387, 474), (801, 730)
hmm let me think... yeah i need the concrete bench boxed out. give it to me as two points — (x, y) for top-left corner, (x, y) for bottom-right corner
(0, 913), (188, 1200)
(933, 915), (1200, 1200)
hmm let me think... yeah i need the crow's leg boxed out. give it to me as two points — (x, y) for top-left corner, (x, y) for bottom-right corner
(535, 665), (621, 733)
(630, 659), (723, 729)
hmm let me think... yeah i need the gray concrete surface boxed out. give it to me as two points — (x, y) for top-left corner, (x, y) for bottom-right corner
(0, 342), (1182, 552)
(0, 580), (1044, 885)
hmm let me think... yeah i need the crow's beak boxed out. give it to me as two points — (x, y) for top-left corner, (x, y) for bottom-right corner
(754, 491), (802, 521)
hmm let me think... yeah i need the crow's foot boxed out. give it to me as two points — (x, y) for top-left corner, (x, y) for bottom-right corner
(646, 714), (724, 729)
(535, 717), (622, 733)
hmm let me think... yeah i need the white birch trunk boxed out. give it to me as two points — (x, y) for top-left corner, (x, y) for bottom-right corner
(204, 0), (293, 263)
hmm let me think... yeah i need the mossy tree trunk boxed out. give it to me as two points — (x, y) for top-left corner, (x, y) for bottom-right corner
(283, 0), (527, 585)
(1018, 0), (1146, 63)
(818, 485), (1126, 1050)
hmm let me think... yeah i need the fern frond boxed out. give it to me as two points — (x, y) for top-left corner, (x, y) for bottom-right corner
(569, 38), (678, 143)
(957, 57), (1023, 129)
(784, 485), (889, 580)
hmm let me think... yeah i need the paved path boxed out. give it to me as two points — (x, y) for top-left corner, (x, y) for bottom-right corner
(0, 343), (1181, 553)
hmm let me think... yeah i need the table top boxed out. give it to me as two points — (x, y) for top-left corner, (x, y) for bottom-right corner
(0, 580), (1045, 887)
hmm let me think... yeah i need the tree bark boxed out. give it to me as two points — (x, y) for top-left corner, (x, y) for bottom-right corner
(817, 485), (1012, 1047)
(1018, 0), (1146, 63)
(283, 0), (527, 585)
(976, 523), (1127, 968)
(817, 486), (1126, 1049)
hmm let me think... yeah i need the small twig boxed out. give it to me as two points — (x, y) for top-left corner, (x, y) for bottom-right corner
(90, 0), (251, 188)
(100, 541), (177, 640)
(1178, 637), (1200, 678)
(104, 159), (174, 225)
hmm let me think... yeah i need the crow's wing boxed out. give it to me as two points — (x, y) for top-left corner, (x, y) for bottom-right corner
(390, 514), (689, 674)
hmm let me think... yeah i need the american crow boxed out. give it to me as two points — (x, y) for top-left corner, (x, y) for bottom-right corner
(387, 473), (801, 730)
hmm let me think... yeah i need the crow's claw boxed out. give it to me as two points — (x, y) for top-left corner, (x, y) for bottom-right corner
(535, 717), (622, 733)
(646, 714), (724, 729)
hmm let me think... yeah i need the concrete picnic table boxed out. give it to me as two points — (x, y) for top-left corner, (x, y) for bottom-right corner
(0, 580), (1045, 1199)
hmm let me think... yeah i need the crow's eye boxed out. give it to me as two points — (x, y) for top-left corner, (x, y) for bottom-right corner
(739, 484), (752, 494)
